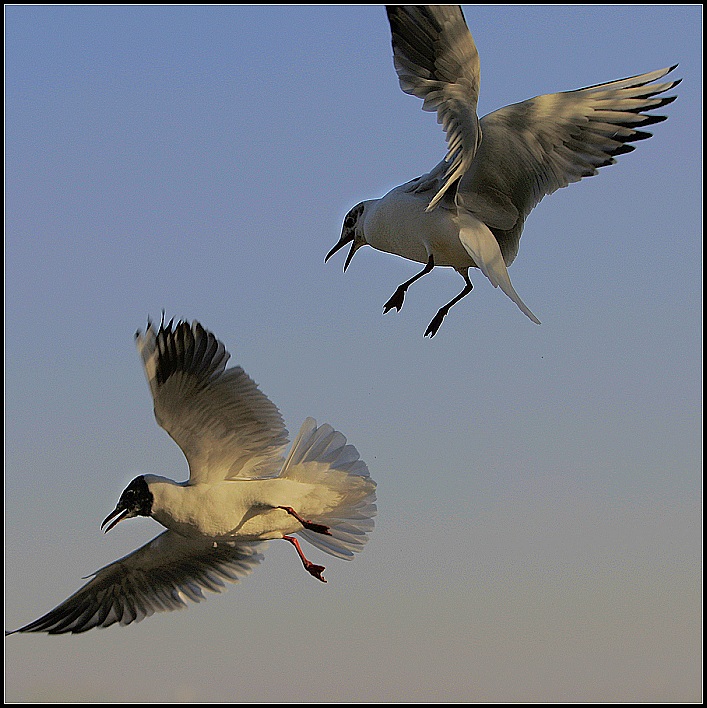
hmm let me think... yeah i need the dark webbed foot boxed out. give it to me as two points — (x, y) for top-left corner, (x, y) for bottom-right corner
(424, 309), (448, 337)
(383, 286), (407, 313)
(277, 506), (331, 536)
(424, 271), (473, 338)
(383, 254), (435, 315)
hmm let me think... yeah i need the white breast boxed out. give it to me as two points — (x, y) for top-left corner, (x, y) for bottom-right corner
(364, 186), (475, 268)
(148, 477), (316, 542)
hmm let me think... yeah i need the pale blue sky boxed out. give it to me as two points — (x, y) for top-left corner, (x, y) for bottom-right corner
(5, 4), (702, 702)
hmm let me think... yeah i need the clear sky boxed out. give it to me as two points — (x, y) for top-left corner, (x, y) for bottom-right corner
(5, 4), (701, 702)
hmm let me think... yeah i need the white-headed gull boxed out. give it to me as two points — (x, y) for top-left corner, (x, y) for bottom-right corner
(7, 317), (376, 634)
(326, 5), (680, 336)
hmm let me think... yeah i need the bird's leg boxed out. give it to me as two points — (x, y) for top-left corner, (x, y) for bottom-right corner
(425, 270), (473, 337)
(277, 506), (331, 536)
(383, 254), (434, 313)
(283, 535), (327, 583)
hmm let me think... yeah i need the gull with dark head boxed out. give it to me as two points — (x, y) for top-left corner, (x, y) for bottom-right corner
(7, 317), (376, 634)
(326, 5), (680, 336)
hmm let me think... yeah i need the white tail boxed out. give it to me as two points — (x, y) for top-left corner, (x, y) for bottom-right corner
(280, 418), (377, 559)
(457, 207), (541, 325)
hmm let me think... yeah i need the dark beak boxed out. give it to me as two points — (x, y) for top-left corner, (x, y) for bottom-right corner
(101, 506), (129, 533)
(325, 235), (361, 272)
(325, 233), (353, 264)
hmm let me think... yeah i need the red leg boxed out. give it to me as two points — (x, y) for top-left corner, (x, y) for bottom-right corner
(283, 535), (327, 583)
(277, 506), (331, 535)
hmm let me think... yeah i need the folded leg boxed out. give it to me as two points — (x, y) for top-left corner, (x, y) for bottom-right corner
(277, 506), (331, 535)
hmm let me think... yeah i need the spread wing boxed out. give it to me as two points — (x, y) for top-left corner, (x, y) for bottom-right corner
(386, 5), (481, 211)
(458, 65), (681, 266)
(6, 531), (264, 634)
(136, 317), (289, 484)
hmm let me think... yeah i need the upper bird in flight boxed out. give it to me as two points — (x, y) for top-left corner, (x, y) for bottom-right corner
(326, 5), (680, 336)
(7, 317), (376, 634)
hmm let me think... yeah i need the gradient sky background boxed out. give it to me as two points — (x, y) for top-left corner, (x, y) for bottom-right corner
(5, 5), (701, 703)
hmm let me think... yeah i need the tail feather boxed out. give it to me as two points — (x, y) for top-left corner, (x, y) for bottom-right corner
(457, 208), (541, 325)
(281, 418), (376, 560)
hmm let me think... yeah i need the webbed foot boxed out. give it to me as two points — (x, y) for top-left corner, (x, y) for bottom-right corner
(277, 506), (331, 535)
(283, 535), (327, 583)
(383, 287), (406, 313)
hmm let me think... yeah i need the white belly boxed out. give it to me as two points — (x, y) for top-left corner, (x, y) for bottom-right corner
(364, 186), (476, 268)
(149, 478), (311, 542)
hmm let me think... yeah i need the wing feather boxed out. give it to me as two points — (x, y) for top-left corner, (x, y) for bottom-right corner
(136, 318), (289, 483)
(6, 531), (264, 634)
(386, 5), (481, 211)
(458, 65), (680, 265)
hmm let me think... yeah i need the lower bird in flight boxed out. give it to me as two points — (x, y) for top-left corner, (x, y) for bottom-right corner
(7, 317), (376, 634)
(326, 5), (680, 336)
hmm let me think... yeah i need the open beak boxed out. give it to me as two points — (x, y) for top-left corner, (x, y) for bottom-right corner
(101, 506), (129, 533)
(325, 233), (352, 263)
(325, 235), (361, 272)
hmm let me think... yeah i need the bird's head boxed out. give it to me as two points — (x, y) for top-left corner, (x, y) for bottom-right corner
(325, 201), (368, 271)
(101, 475), (154, 533)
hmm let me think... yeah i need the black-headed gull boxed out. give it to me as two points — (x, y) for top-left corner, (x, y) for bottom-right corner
(326, 5), (680, 336)
(7, 317), (376, 634)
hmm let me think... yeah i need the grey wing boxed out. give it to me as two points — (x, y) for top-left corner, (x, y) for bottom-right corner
(136, 317), (289, 484)
(458, 66), (680, 266)
(6, 531), (265, 634)
(386, 5), (481, 211)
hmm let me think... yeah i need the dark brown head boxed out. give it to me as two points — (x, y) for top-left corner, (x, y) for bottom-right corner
(325, 202), (367, 271)
(101, 475), (154, 533)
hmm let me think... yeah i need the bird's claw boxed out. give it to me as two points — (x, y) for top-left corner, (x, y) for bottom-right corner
(305, 521), (332, 536)
(283, 534), (328, 582)
(277, 506), (331, 535)
(424, 312), (446, 337)
(383, 289), (405, 313)
(304, 562), (327, 583)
